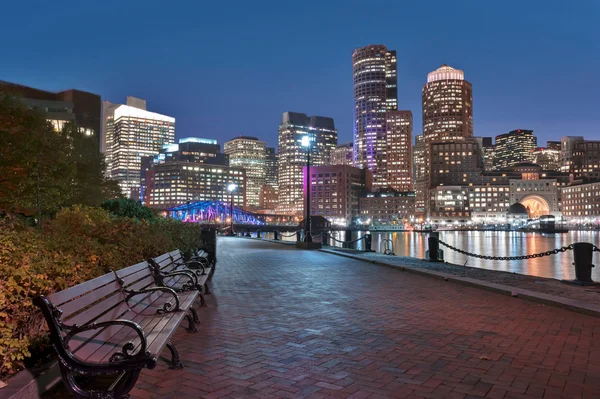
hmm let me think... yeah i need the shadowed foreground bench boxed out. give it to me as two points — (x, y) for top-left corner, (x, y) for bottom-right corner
(34, 257), (202, 398)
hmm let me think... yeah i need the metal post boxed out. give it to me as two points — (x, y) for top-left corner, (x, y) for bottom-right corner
(427, 232), (441, 262)
(273, 230), (279, 241)
(344, 229), (352, 249)
(296, 230), (301, 242)
(364, 233), (373, 252)
(230, 193), (234, 236)
(572, 242), (595, 284)
(305, 146), (312, 242)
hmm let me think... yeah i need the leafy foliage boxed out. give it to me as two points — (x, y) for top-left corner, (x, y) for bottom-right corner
(0, 207), (203, 378)
(101, 198), (158, 221)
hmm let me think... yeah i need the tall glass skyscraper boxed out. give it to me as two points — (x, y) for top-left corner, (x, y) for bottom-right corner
(102, 97), (175, 197)
(352, 45), (399, 189)
(276, 112), (337, 215)
(224, 136), (267, 209)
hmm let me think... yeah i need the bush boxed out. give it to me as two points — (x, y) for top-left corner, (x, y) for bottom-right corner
(0, 206), (202, 378)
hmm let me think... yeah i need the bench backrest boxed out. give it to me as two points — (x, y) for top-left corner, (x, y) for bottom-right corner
(46, 261), (155, 329)
(154, 249), (185, 274)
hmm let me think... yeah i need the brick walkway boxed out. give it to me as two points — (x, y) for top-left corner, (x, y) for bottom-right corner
(132, 237), (600, 399)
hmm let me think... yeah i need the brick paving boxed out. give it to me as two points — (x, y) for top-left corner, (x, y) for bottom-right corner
(132, 238), (599, 398)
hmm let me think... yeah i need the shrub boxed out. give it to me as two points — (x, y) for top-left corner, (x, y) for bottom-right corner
(0, 206), (202, 378)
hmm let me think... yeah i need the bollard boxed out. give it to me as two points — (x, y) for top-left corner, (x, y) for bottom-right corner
(273, 230), (279, 240)
(296, 230), (302, 242)
(572, 242), (595, 284)
(344, 229), (352, 249)
(426, 232), (442, 262)
(364, 233), (373, 252)
(245, 232), (251, 237)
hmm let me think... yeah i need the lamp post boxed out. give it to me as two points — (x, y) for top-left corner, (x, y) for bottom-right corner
(227, 183), (237, 236)
(300, 135), (312, 242)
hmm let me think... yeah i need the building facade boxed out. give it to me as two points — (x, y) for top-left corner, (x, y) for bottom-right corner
(561, 181), (600, 220)
(532, 146), (561, 171)
(144, 161), (246, 209)
(306, 165), (372, 225)
(277, 112), (337, 215)
(103, 97), (175, 197)
(493, 129), (537, 170)
(330, 142), (354, 166)
(417, 65), (473, 214)
(560, 136), (600, 181)
(224, 136), (266, 209)
(352, 45), (397, 188)
(386, 110), (413, 191)
(413, 134), (426, 214)
(359, 191), (415, 225)
(0, 81), (101, 146)
(265, 147), (278, 188)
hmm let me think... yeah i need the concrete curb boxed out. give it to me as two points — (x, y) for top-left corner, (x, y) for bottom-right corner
(319, 248), (600, 318)
(0, 362), (60, 399)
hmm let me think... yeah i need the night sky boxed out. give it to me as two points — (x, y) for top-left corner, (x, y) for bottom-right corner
(1, 0), (598, 148)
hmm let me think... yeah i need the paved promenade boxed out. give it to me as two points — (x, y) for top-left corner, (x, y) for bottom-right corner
(133, 238), (600, 399)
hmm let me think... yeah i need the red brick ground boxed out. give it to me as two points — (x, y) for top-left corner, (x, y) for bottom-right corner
(133, 237), (600, 398)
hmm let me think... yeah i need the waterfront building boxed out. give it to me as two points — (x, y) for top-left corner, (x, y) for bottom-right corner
(224, 136), (266, 209)
(386, 110), (413, 191)
(359, 191), (415, 225)
(429, 186), (470, 224)
(306, 165), (372, 225)
(417, 65), (473, 213)
(102, 97), (175, 197)
(429, 138), (485, 188)
(493, 129), (537, 170)
(468, 185), (511, 224)
(330, 142), (354, 166)
(560, 136), (600, 181)
(561, 181), (600, 220)
(0, 80), (101, 146)
(509, 176), (559, 218)
(277, 112), (337, 215)
(144, 161), (246, 209)
(352, 45), (398, 188)
(265, 147), (278, 188)
(259, 185), (278, 212)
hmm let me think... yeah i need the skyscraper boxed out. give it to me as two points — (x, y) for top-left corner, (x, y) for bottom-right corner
(493, 129), (537, 169)
(277, 112), (337, 215)
(224, 136), (266, 209)
(417, 65), (473, 215)
(386, 110), (413, 191)
(102, 97), (175, 197)
(330, 142), (354, 166)
(352, 45), (398, 188)
(264, 147), (278, 188)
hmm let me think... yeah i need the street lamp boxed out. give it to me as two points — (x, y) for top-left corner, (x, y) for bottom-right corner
(300, 135), (312, 242)
(227, 183), (237, 236)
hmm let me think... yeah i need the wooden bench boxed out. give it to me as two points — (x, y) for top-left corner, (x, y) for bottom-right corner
(34, 258), (201, 399)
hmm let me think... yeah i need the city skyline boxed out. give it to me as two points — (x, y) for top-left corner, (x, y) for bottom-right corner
(1, 1), (597, 149)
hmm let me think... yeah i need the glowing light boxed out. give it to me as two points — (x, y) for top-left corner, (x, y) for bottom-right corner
(227, 183), (237, 192)
(300, 136), (311, 147)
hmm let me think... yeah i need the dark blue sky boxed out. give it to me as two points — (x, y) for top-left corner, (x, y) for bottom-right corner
(1, 0), (598, 148)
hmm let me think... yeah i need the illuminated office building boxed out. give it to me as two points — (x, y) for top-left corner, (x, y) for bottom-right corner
(330, 142), (354, 166)
(560, 136), (600, 181)
(352, 45), (398, 188)
(103, 97), (175, 197)
(144, 162), (245, 210)
(532, 146), (561, 171)
(224, 136), (266, 209)
(417, 65), (473, 215)
(413, 135), (426, 214)
(265, 147), (278, 188)
(493, 129), (537, 169)
(359, 191), (415, 225)
(561, 181), (600, 219)
(386, 110), (413, 191)
(277, 112), (337, 215)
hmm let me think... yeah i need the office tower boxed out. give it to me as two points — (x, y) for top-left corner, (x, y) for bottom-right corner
(560, 136), (600, 180)
(413, 135), (426, 214)
(144, 162), (246, 209)
(561, 182), (600, 218)
(153, 137), (228, 165)
(277, 112), (337, 215)
(224, 136), (266, 209)
(352, 45), (398, 188)
(417, 65), (473, 214)
(493, 129), (537, 169)
(386, 110), (413, 191)
(264, 147), (278, 188)
(479, 137), (495, 171)
(547, 141), (561, 151)
(330, 142), (354, 166)
(0, 81), (101, 147)
(532, 146), (561, 171)
(103, 97), (175, 197)
(307, 165), (372, 225)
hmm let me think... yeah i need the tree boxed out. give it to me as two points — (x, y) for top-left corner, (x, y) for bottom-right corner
(101, 198), (158, 221)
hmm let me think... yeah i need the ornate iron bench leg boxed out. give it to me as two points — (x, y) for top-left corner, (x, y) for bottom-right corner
(198, 292), (207, 307)
(166, 341), (184, 369)
(204, 282), (211, 295)
(190, 307), (200, 324)
(59, 362), (140, 399)
(185, 312), (198, 333)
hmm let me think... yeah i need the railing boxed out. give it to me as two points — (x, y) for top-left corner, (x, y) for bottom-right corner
(425, 231), (599, 285)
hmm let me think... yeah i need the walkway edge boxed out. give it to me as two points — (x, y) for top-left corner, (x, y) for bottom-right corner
(319, 248), (600, 318)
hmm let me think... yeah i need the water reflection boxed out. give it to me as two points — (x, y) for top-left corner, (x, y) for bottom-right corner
(321, 230), (600, 280)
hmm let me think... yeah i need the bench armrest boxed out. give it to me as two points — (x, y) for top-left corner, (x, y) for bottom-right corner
(125, 286), (181, 313)
(160, 270), (199, 291)
(175, 259), (207, 275)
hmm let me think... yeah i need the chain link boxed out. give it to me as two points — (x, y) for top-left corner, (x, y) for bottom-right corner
(437, 239), (574, 261)
(594, 245), (599, 252)
(325, 233), (365, 244)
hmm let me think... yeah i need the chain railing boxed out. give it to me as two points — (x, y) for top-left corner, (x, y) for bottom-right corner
(426, 232), (598, 285)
